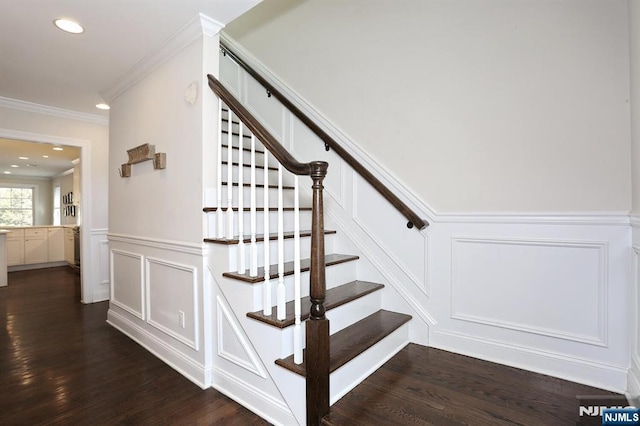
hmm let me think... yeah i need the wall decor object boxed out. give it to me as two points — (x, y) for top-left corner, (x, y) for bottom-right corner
(119, 143), (166, 178)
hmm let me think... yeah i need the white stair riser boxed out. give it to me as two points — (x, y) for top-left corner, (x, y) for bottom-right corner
(227, 233), (336, 271)
(329, 323), (410, 405)
(235, 260), (358, 313)
(219, 186), (311, 209)
(207, 210), (313, 238)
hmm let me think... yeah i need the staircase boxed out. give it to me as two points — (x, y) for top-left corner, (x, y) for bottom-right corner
(204, 77), (417, 425)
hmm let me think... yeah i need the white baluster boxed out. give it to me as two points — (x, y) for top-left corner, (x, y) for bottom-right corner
(263, 150), (272, 316)
(237, 122), (245, 274)
(249, 135), (258, 277)
(226, 109), (234, 240)
(293, 175), (302, 364)
(217, 100), (223, 238)
(276, 164), (286, 320)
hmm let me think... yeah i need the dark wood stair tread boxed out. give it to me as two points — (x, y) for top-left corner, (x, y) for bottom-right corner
(223, 254), (359, 284)
(221, 129), (252, 139)
(221, 143), (265, 154)
(222, 182), (295, 190)
(247, 280), (384, 328)
(275, 310), (411, 376)
(203, 206), (312, 212)
(222, 160), (278, 171)
(205, 229), (336, 245)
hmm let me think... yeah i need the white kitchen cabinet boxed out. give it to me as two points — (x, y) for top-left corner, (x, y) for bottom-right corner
(64, 227), (75, 265)
(47, 227), (65, 262)
(6, 229), (25, 266)
(24, 228), (47, 264)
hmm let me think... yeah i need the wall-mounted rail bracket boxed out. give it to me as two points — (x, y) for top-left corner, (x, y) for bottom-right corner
(407, 221), (414, 229)
(266, 88), (272, 98)
(119, 143), (166, 178)
(324, 143), (330, 152)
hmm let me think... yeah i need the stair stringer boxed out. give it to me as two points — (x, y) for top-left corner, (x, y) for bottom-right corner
(207, 252), (299, 425)
(317, 193), (437, 346)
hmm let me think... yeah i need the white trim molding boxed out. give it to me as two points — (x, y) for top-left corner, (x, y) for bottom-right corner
(110, 249), (145, 320)
(108, 233), (206, 256)
(0, 96), (108, 126)
(450, 236), (608, 347)
(102, 13), (224, 103)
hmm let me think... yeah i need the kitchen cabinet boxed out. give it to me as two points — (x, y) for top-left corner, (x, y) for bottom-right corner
(6, 228), (24, 266)
(64, 227), (75, 265)
(48, 227), (65, 262)
(24, 228), (47, 264)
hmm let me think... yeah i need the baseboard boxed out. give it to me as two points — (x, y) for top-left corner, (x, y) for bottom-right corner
(431, 329), (627, 393)
(8, 261), (68, 272)
(92, 288), (110, 302)
(628, 356), (640, 406)
(106, 308), (209, 389)
(211, 366), (296, 426)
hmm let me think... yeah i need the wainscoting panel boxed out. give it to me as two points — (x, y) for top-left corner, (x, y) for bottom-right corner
(91, 229), (110, 302)
(216, 295), (267, 378)
(451, 237), (606, 346)
(220, 49), (241, 97)
(110, 249), (144, 319)
(146, 257), (199, 350)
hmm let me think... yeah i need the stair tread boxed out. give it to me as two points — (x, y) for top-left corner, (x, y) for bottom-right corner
(223, 253), (359, 284)
(275, 310), (412, 376)
(222, 160), (278, 171)
(222, 182), (295, 190)
(203, 206), (312, 212)
(247, 280), (384, 328)
(221, 129), (252, 139)
(204, 229), (336, 245)
(221, 143), (265, 154)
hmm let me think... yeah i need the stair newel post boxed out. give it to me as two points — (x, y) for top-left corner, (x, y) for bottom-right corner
(306, 160), (330, 426)
(216, 100), (224, 239)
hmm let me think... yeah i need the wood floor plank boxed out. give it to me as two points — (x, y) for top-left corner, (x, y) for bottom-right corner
(0, 267), (268, 426)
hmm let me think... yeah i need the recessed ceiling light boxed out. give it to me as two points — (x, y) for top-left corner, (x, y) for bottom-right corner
(96, 103), (110, 110)
(26, 164), (38, 168)
(10, 165), (19, 168)
(42, 155), (49, 158)
(3, 171), (11, 175)
(54, 18), (84, 34)
(53, 146), (64, 151)
(18, 156), (28, 160)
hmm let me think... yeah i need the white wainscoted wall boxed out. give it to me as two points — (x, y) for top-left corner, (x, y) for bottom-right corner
(627, 0), (640, 406)
(220, 33), (633, 394)
(105, 16), (223, 388)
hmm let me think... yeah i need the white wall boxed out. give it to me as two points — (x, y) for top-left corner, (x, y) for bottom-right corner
(0, 175), (52, 225)
(225, 0), (631, 213)
(0, 105), (110, 302)
(628, 0), (640, 406)
(52, 172), (77, 226)
(220, 17), (632, 393)
(106, 18), (221, 388)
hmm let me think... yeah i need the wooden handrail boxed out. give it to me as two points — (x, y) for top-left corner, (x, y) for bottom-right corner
(220, 41), (428, 231)
(208, 74), (330, 424)
(208, 74), (313, 176)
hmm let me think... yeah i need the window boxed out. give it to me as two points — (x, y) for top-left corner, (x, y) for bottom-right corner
(53, 186), (61, 226)
(0, 187), (34, 226)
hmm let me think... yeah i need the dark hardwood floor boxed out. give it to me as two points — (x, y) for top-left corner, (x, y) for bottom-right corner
(1, 267), (625, 425)
(0, 267), (268, 426)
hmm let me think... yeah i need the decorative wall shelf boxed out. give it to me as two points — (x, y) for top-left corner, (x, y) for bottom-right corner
(119, 143), (166, 177)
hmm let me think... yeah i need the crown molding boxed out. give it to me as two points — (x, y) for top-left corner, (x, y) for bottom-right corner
(102, 13), (224, 103)
(0, 96), (108, 126)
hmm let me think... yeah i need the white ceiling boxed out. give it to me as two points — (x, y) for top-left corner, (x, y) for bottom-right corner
(0, 138), (80, 178)
(0, 0), (261, 178)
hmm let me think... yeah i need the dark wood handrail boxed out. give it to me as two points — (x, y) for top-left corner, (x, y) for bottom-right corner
(208, 74), (313, 176)
(220, 41), (428, 231)
(208, 73), (330, 424)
